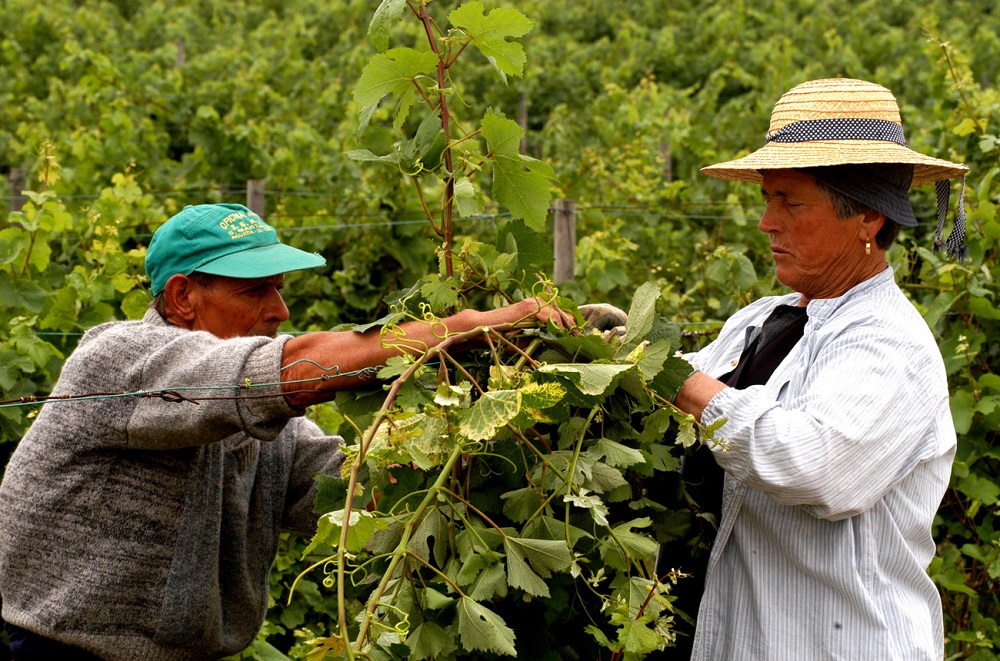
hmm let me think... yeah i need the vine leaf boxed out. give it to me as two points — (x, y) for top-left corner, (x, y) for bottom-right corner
(621, 281), (661, 352)
(368, 0), (409, 52)
(537, 363), (634, 396)
(406, 621), (453, 661)
(420, 274), (460, 312)
(449, 1), (534, 82)
(456, 596), (517, 656)
(459, 389), (522, 440)
(564, 489), (610, 526)
(468, 562), (508, 601)
(598, 518), (659, 570)
(302, 509), (388, 556)
(481, 110), (557, 230)
(504, 536), (572, 596)
(611, 609), (663, 655)
(353, 47), (437, 107)
(454, 177), (486, 217)
(588, 438), (646, 469)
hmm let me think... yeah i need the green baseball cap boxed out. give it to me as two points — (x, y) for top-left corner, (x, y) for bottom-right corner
(146, 204), (325, 296)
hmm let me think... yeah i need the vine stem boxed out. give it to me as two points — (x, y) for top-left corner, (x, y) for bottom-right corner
(352, 443), (465, 652)
(416, 2), (456, 276)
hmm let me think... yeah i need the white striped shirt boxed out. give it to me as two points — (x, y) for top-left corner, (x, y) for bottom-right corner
(688, 267), (955, 660)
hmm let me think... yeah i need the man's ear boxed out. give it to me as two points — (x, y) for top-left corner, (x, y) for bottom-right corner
(162, 274), (198, 328)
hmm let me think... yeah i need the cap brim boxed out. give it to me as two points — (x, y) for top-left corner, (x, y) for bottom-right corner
(195, 242), (325, 279)
(702, 140), (968, 186)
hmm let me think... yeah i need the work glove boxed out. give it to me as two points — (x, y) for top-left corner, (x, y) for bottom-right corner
(578, 303), (627, 339)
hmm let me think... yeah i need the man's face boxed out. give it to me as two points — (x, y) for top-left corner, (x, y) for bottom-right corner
(188, 274), (289, 339)
(759, 170), (870, 303)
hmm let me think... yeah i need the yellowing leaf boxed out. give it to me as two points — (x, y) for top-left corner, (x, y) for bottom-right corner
(459, 389), (522, 440)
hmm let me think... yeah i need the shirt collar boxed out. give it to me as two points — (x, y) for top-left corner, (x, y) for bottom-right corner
(805, 265), (896, 322)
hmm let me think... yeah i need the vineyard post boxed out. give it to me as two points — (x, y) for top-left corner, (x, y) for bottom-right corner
(9, 167), (26, 213)
(553, 198), (576, 283)
(246, 179), (266, 217)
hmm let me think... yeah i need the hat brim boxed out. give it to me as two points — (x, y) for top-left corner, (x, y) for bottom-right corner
(195, 242), (325, 280)
(701, 140), (968, 186)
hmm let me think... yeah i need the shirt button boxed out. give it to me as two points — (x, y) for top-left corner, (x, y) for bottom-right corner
(731, 359), (739, 366)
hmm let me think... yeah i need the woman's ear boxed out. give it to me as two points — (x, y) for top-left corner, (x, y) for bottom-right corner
(162, 274), (198, 328)
(860, 208), (886, 244)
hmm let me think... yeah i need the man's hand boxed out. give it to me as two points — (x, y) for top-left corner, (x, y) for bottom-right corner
(579, 303), (628, 338)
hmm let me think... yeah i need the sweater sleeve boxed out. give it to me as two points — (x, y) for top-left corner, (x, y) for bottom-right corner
(59, 315), (304, 450)
(281, 417), (344, 533)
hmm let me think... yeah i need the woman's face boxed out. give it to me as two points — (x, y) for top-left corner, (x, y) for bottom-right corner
(759, 170), (881, 305)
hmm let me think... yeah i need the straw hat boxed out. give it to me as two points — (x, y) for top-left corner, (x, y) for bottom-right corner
(701, 78), (968, 186)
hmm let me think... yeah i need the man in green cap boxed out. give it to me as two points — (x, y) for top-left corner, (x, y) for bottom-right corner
(0, 204), (582, 660)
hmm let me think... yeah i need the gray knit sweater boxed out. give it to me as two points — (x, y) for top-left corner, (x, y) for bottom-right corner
(0, 309), (343, 660)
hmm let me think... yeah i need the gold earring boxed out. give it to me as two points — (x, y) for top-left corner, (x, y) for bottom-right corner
(865, 240), (871, 255)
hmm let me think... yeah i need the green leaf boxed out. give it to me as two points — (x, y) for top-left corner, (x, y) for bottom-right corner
(468, 562), (508, 601)
(302, 509), (388, 556)
(377, 355), (412, 380)
(589, 438), (646, 469)
(421, 586), (455, 610)
(456, 597), (517, 656)
(0, 228), (30, 266)
(615, 612), (663, 655)
(956, 474), (1000, 506)
(650, 357), (694, 400)
(368, 0), (409, 52)
(501, 487), (543, 523)
(599, 518), (660, 570)
(459, 389), (522, 440)
(353, 47), (438, 107)
(637, 339), (675, 381)
(504, 539), (551, 597)
(638, 409), (674, 445)
(951, 389), (976, 435)
(407, 621), (453, 661)
(449, 2), (533, 81)
(496, 217), (550, 275)
(968, 296), (1000, 320)
(411, 508), (449, 567)
(454, 177), (486, 218)
(522, 515), (592, 547)
(313, 473), (349, 515)
(420, 274), (460, 312)
(507, 536), (572, 576)
(121, 289), (150, 320)
(345, 148), (400, 164)
(482, 110), (557, 230)
(537, 363), (633, 396)
(622, 282), (661, 351)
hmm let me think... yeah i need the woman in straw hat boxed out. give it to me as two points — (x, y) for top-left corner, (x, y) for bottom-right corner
(669, 78), (965, 660)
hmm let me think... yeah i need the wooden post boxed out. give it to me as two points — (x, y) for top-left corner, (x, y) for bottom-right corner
(660, 137), (673, 183)
(246, 179), (266, 217)
(175, 37), (186, 68)
(553, 199), (576, 284)
(9, 167), (26, 213)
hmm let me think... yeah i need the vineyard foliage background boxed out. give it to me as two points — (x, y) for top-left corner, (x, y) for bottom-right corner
(1, 0), (998, 658)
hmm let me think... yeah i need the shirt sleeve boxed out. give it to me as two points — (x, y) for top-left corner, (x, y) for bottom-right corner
(701, 324), (949, 521)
